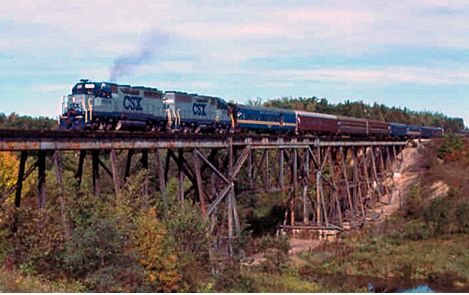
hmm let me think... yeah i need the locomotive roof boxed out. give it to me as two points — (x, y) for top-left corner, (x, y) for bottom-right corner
(367, 119), (388, 124)
(337, 115), (368, 122)
(235, 104), (296, 113)
(165, 91), (227, 101)
(389, 122), (408, 127)
(295, 110), (337, 120)
(77, 80), (164, 92)
(421, 126), (443, 130)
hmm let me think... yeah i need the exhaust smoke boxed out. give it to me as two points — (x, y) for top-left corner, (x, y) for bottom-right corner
(109, 31), (168, 82)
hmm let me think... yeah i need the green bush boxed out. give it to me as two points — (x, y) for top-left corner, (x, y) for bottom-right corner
(454, 202), (469, 234)
(63, 203), (147, 292)
(4, 207), (65, 276)
(402, 219), (431, 240)
(438, 133), (464, 159)
(403, 185), (423, 219)
(63, 214), (126, 278)
(423, 196), (457, 235)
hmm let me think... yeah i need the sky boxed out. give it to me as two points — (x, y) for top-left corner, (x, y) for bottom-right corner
(0, 0), (468, 127)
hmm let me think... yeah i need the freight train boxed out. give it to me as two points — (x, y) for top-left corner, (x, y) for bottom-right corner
(59, 79), (444, 139)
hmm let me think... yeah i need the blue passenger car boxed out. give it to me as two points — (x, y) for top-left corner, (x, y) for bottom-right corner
(407, 125), (421, 138)
(233, 104), (296, 132)
(389, 122), (408, 138)
(421, 126), (444, 138)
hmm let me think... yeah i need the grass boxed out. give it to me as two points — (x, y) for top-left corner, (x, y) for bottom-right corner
(296, 233), (469, 292)
(246, 269), (321, 292)
(0, 267), (84, 292)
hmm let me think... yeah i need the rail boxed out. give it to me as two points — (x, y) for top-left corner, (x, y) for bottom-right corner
(0, 129), (407, 151)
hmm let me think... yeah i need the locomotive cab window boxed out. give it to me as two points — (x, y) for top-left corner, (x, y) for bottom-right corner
(72, 83), (96, 95)
(97, 84), (112, 98)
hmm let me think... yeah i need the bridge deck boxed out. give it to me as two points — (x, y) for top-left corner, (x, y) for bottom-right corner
(0, 129), (407, 151)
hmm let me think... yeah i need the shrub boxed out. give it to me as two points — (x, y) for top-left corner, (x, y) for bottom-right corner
(4, 207), (65, 276)
(130, 208), (183, 292)
(63, 214), (125, 279)
(214, 262), (255, 292)
(403, 185), (423, 219)
(402, 219), (431, 240)
(422, 190), (459, 235)
(258, 235), (291, 274)
(438, 133), (464, 160)
(454, 202), (469, 234)
(165, 197), (212, 291)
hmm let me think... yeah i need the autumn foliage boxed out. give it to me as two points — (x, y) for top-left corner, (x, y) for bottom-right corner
(0, 152), (18, 195)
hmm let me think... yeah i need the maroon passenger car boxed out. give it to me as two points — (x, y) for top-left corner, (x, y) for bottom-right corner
(337, 116), (368, 135)
(295, 111), (339, 134)
(368, 119), (390, 137)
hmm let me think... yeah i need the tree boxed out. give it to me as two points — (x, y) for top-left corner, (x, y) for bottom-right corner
(0, 152), (18, 195)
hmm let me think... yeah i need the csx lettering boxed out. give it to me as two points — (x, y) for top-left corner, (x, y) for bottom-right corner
(193, 103), (207, 116)
(123, 96), (143, 111)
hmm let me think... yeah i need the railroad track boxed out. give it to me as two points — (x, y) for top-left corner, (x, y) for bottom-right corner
(0, 129), (408, 152)
(0, 128), (406, 142)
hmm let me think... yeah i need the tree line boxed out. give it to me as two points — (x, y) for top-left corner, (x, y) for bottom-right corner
(248, 97), (465, 132)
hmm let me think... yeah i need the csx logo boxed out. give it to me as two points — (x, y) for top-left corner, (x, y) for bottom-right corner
(123, 96), (143, 111)
(193, 103), (207, 116)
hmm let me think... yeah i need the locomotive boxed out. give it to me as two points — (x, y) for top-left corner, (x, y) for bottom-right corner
(59, 79), (444, 139)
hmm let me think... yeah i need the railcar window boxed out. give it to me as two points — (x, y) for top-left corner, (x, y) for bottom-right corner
(73, 84), (97, 95)
(97, 84), (112, 98)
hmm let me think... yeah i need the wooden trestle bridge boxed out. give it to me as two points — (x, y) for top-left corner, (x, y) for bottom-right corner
(0, 130), (407, 253)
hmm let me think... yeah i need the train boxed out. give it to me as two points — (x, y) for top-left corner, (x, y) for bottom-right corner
(59, 79), (444, 139)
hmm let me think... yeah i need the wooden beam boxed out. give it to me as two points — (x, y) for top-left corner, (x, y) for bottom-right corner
(76, 150), (86, 186)
(329, 148), (343, 227)
(231, 146), (251, 179)
(352, 148), (365, 218)
(177, 149), (184, 202)
(248, 149), (254, 188)
(110, 148), (121, 196)
(340, 147), (354, 214)
(371, 147), (383, 199)
(316, 145), (322, 225)
(141, 150), (149, 196)
(303, 150), (310, 225)
(91, 150), (100, 197)
(291, 148), (298, 225)
(15, 151), (28, 207)
(154, 149), (167, 211)
(53, 151), (70, 239)
(124, 149), (134, 181)
(37, 151), (46, 208)
(97, 158), (113, 178)
(192, 149), (207, 216)
(195, 149), (230, 184)
(279, 148), (284, 191)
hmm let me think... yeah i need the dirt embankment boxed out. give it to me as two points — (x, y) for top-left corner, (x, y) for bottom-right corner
(291, 140), (455, 254)
(372, 141), (449, 223)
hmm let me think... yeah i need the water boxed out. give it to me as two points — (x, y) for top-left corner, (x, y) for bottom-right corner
(401, 284), (435, 293)
(367, 282), (436, 293)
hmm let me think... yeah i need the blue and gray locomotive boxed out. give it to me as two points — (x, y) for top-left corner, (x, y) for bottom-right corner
(59, 79), (445, 139)
(60, 79), (231, 132)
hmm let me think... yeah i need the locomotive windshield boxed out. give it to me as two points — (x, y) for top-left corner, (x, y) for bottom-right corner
(72, 83), (96, 95)
(72, 82), (112, 98)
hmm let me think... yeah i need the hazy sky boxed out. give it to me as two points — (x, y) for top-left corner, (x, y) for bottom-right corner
(0, 0), (468, 126)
